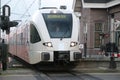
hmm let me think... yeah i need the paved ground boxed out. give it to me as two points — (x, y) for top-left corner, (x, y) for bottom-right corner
(0, 69), (120, 80)
(1, 55), (120, 74)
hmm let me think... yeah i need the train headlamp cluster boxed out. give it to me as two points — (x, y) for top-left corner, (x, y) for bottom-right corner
(43, 42), (53, 47)
(70, 42), (78, 47)
(50, 10), (63, 14)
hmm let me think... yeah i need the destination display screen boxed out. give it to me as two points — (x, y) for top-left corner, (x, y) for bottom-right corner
(47, 14), (66, 19)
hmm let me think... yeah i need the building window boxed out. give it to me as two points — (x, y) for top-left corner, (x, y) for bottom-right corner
(94, 23), (103, 48)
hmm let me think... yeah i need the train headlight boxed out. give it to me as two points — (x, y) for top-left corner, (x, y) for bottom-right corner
(70, 42), (78, 47)
(43, 42), (53, 47)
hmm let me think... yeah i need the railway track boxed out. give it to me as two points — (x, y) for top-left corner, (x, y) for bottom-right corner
(5, 57), (101, 80)
(1, 69), (103, 80)
(36, 70), (103, 80)
(2, 57), (117, 80)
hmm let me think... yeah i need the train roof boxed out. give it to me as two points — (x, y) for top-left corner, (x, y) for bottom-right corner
(34, 8), (73, 14)
(30, 8), (74, 21)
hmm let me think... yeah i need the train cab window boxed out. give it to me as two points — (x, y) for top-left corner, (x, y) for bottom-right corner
(30, 24), (41, 43)
(43, 13), (72, 38)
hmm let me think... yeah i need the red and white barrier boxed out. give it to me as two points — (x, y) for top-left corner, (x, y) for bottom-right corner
(112, 53), (120, 58)
(0, 57), (1, 69)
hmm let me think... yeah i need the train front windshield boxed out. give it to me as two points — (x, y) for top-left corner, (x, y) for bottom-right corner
(43, 13), (72, 38)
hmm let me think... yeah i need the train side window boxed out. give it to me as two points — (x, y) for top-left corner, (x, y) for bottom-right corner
(30, 24), (41, 43)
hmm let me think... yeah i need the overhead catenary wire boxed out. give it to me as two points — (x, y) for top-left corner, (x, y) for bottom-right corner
(10, 0), (22, 18)
(11, 12), (30, 16)
(20, 0), (37, 18)
(3, 0), (12, 5)
(1, 0), (38, 21)
(12, 0), (20, 11)
(8, 0), (31, 20)
(21, 0), (31, 17)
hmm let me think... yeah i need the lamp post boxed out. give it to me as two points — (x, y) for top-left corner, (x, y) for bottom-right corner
(109, 14), (117, 69)
(0, 0), (1, 41)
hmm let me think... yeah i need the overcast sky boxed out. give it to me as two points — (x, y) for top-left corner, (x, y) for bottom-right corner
(1, 0), (73, 21)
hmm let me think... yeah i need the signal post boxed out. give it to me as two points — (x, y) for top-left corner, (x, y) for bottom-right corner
(0, 4), (18, 71)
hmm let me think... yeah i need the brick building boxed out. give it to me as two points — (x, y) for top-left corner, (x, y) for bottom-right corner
(73, 0), (120, 57)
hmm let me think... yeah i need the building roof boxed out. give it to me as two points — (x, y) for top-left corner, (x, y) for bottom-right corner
(82, 0), (120, 8)
(84, 0), (113, 3)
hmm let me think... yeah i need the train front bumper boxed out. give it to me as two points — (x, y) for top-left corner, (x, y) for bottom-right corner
(41, 51), (82, 62)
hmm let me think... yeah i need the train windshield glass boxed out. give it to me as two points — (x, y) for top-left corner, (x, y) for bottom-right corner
(43, 13), (72, 38)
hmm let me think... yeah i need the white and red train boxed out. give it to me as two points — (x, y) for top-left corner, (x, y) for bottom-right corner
(8, 7), (82, 64)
